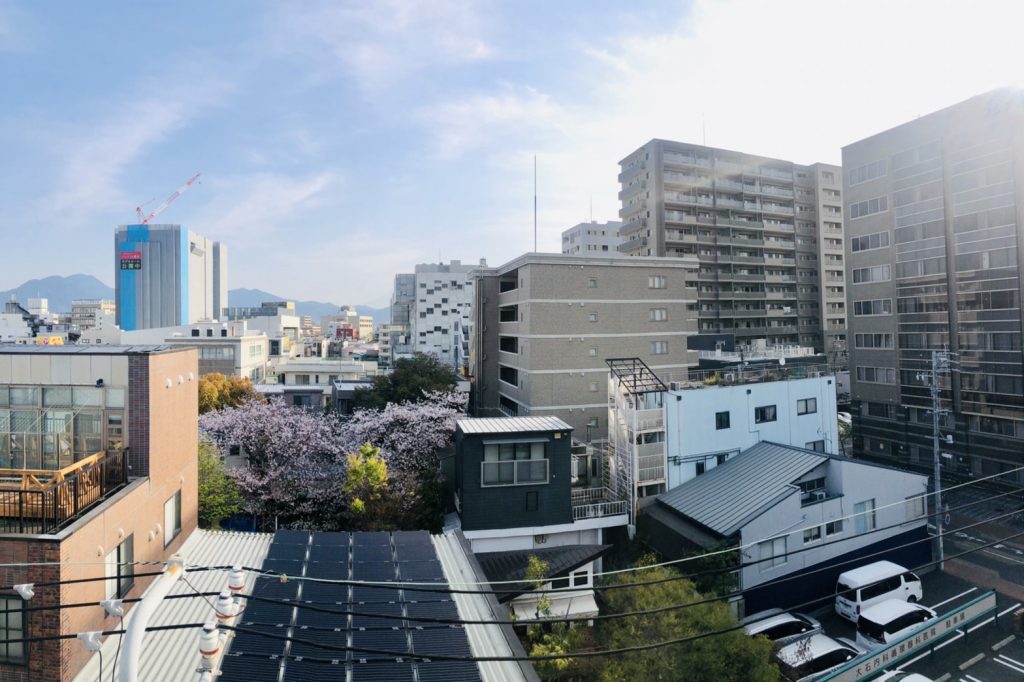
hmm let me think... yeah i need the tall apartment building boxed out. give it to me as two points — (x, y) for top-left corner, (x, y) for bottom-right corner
(618, 140), (846, 354)
(0, 345), (198, 681)
(114, 224), (228, 331)
(843, 89), (1024, 481)
(70, 299), (116, 331)
(407, 260), (482, 373)
(561, 220), (624, 256)
(471, 253), (698, 436)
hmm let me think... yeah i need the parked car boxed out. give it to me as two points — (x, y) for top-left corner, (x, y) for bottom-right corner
(776, 634), (866, 682)
(743, 608), (823, 647)
(856, 599), (937, 651)
(835, 560), (923, 622)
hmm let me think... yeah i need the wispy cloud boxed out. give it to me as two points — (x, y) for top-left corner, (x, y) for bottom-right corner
(268, 0), (492, 90)
(41, 65), (234, 221)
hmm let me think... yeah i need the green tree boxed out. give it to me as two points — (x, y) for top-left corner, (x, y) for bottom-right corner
(596, 555), (779, 682)
(352, 354), (458, 410)
(198, 373), (264, 414)
(343, 443), (392, 530)
(521, 556), (596, 681)
(197, 440), (243, 528)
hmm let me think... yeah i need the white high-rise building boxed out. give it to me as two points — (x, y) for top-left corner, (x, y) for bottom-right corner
(407, 260), (484, 373)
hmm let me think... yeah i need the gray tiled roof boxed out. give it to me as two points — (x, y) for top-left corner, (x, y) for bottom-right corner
(456, 416), (572, 434)
(657, 442), (826, 537)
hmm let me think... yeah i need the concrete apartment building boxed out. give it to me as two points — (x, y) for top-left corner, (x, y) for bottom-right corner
(618, 140), (847, 354)
(114, 224), (228, 331)
(0, 345), (198, 681)
(70, 300), (116, 331)
(843, 89), (1024, 481)
(121, 320), (269, 382)
(561, 220), (624, 256)
(471, 253), (698, 436)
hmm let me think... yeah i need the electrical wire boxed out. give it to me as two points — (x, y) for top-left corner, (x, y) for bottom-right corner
(217, 528), (1024, 663)
(110, 615), (123, 682)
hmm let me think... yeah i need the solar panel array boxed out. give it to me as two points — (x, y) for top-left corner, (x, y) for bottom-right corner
(218, 529), (482, 682)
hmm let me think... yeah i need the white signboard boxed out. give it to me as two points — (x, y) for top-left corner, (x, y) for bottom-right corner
(821, 591), (997, 681)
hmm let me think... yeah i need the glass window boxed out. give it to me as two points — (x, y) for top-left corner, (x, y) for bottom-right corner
(854, 499), (876, 533)
(0, 596), (26, 664)
(72, 387), (102, 407)
(755, 405), (777, 423)
(803, 526), (822, 544)
(715, 411), (730, 430)
(797, 398), (817, 415)
(105, 389), (125, 409)
(164, 491), (182, 547)
(42, 387), (72, 407)
(758, 537), (786, 571)
(826, 520), (843, 536)
(9, 388), (38, 407)
(105, 535), (135, 599)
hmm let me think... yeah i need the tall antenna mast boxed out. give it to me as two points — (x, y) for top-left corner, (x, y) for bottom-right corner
(589, 195), (593, 222)
(533, 155), (538, 252)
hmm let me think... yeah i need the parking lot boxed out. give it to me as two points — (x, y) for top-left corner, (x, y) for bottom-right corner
(803, 569), (1024, 681)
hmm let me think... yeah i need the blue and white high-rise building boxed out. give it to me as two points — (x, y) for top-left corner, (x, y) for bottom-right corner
(114, 224), (228, 331)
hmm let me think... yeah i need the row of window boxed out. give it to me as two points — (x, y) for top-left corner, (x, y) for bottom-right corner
(851, 231), (890, 252)
(854, 333), (894, 349)
(760, 499), (876, 573)
(853, 299), (892, 316)
(856, 366), (896, 384)
(852, 264), (891, 284)
(849, 196), (888, 219)
(848, 159), (887, 186)
(714, 398), (818, 430)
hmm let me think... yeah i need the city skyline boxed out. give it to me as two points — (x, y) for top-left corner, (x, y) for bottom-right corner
(2, 1), (1023, 306)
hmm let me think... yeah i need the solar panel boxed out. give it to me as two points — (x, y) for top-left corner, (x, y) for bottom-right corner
(397, 560), (445, 581)
(281, 659), (347, 682)
(352, 601), (403, 629)
(251, 576), (300, 601)
(392, 530), (432, 546)
(266, 543), (309, 561)
(416, 661), (482, 682)
(308, 543), (349, 563)
(404, 600), (459, 622)
(228, 626), (288, 656)
(353, 628), (410, 660)
(262, 559), (305, 577)
(310, 531), (350, 546)
(351, 661), (416, 682)
(287, 626), (348, 659)
(411, 627), (472, 657)
(304, 560), (348, 579)
(299, 580), (349, 603)
(352, 585), (402, 604)
(352, 561), (396, 581)
(352, 544), (395, 562)
(395, 544), (439, 561)
(273, 529), (311, 545)
(295, 605), (349, 630)
(242, 598), (296, 625)
(352, 531), (392, 546)
(217, 653), (284, 682)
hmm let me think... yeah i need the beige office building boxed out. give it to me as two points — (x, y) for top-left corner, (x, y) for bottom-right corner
(471, 253), (698, 436)
(618, 140), (847, 355)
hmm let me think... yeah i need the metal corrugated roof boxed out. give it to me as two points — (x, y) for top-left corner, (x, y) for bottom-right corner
(657, 442), (826, 537)
(456, 416), (572, 434)
(73, 529), (273, 682)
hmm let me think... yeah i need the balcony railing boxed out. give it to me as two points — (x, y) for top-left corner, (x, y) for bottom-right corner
(0, 450), (128, 535)
(571, 487), (629, 520)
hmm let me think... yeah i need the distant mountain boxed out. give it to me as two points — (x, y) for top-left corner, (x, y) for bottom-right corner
(0, 274), (114, 312)
(228, 288), (389, 325)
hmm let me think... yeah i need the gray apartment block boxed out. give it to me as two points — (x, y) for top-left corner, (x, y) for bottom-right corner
(843, 89), (1024, 481)
(471, 253), (698, 437)
(561, 221), (624, 257)
(618, 140), (846, 355)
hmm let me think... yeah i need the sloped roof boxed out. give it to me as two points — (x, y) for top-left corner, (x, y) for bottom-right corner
(657, 442), (826, 537)
(457, 416), (572, 434)
(475, 545), (612, 602)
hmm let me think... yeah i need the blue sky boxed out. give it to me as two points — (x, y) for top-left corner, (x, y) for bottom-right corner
(2, 1), (1022, 306)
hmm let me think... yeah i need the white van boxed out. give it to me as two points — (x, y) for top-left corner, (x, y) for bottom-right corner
(856, 599), (936, 650)
(835, 560), (922, 622)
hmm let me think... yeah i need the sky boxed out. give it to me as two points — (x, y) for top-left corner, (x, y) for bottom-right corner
(2, 0), (1023, 307)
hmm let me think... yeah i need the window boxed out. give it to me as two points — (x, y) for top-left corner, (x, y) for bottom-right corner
(648, 275), (666, 289)
(588, 312), (598, 322)
(294, 374), (310, 385)
(805, 440), (826, 453)
(588, 347), (598, 357)
(759, 537), (787, 571)
(848, 159), (887, 186)
(589, 382), (598, 392)
(852, 265), (891, 284)
(906, 495), (925, 519)
(164, 491), (182, 547)
(587, 278), (597, 288)
(755, 405), (777, 423)
(0, 596), (26, 664)
(715, 411), (730, 430)
(853, 299), (892, 316)
(105, 535), (135, 599)
(856, 367), (896, 384)
(481, 442), (548, 486)
(695, 461), (705, 476)
(797, 398), (817, 415)
(650, 341), (667, 355)
(826, 520), (843, 536)
(649, 308), (667, 322)
(849, 196), (889, 219)
(803, 526), (822, 544)
(851, 231), (890, 252)
(854, 499), (876, 533)
(855, 333), (894, 349)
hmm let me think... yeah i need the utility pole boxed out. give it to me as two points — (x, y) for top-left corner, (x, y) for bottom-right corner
(919, 350), (958, 571)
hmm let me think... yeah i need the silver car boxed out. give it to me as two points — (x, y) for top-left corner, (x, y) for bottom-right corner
(776, 633), (866, 682)
(743, 608), (823, 647)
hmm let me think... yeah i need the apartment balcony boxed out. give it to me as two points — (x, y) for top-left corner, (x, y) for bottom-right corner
(715, 179), (746, 192)
(716, 198), (745, 209)
(728, 291), (767, 299)
(0, 450), (128, 534)
(719, 236), (765, 247)
(717, 272), (765, 282)
(617, 161), (645, 183)
(571, 487), (629, 521)
(763, 221), (795, 232)
(718, 254), (764, 265)
(764, 273), (797, 283)
(717, 217), (761, 229)
(766, 308), (797, 317)
(766, 290), (796, 300)
(760, 168), (794, 181)
(719, 308), (767, 318)
(763, 240), (795, 250)
(638, 452), (666, 484)
(619, 235), (648, 252)
(762, 205), (796, 216)
(760, 185), (795, 198)
(635, 409), (664, 431)
(618, 181), (646, 201)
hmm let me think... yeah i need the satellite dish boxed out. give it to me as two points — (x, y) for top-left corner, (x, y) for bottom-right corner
(779, 357), (786, 366)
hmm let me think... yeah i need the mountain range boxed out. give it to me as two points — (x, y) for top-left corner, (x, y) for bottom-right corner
(0, 275), (389, 325)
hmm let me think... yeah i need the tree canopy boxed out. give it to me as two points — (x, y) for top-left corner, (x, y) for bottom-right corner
(198, 373), (265, 414)
(352, 354), (458, 410)
(197, 440), (243, 528)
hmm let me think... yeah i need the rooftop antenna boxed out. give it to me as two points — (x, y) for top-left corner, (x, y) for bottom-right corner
(533, 154), (538, 252)
(702, 112), (707, 146)
(589, 195), (593, 223)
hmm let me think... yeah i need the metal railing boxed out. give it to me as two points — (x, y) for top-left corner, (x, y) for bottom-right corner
(663, 363), (832, 390)
(0, 450), (128, 534)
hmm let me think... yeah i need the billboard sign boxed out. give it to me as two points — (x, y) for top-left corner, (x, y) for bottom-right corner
(120, 251), (142, 270)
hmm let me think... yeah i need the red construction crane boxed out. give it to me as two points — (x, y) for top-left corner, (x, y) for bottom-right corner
(135, 172), (201, 224)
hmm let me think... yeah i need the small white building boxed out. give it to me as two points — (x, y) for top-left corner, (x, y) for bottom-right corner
(645, 441), (929, 615)
(121, 320), (269, 381)
(561, 221), (624, 257)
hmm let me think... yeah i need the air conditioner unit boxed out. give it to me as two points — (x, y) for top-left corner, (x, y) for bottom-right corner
(670, 381), (683, 390)
(724, 373), (736, 382)
(812, 490), (827, 501)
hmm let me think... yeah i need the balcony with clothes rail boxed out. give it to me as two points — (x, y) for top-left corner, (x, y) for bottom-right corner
(0, 450), (128, 534)
(570, 486), (629, 521)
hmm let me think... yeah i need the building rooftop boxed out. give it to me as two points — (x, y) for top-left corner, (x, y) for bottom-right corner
(663, 363), (832, 392)
(606, 357), (668, 395)
(657, 442), (827, 537)
(456, 416), (572, 435)
(476, 545), (611, 602)
(0, 343), (177, 355)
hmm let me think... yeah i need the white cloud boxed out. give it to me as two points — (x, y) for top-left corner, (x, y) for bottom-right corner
(269, 0), (492, 90)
